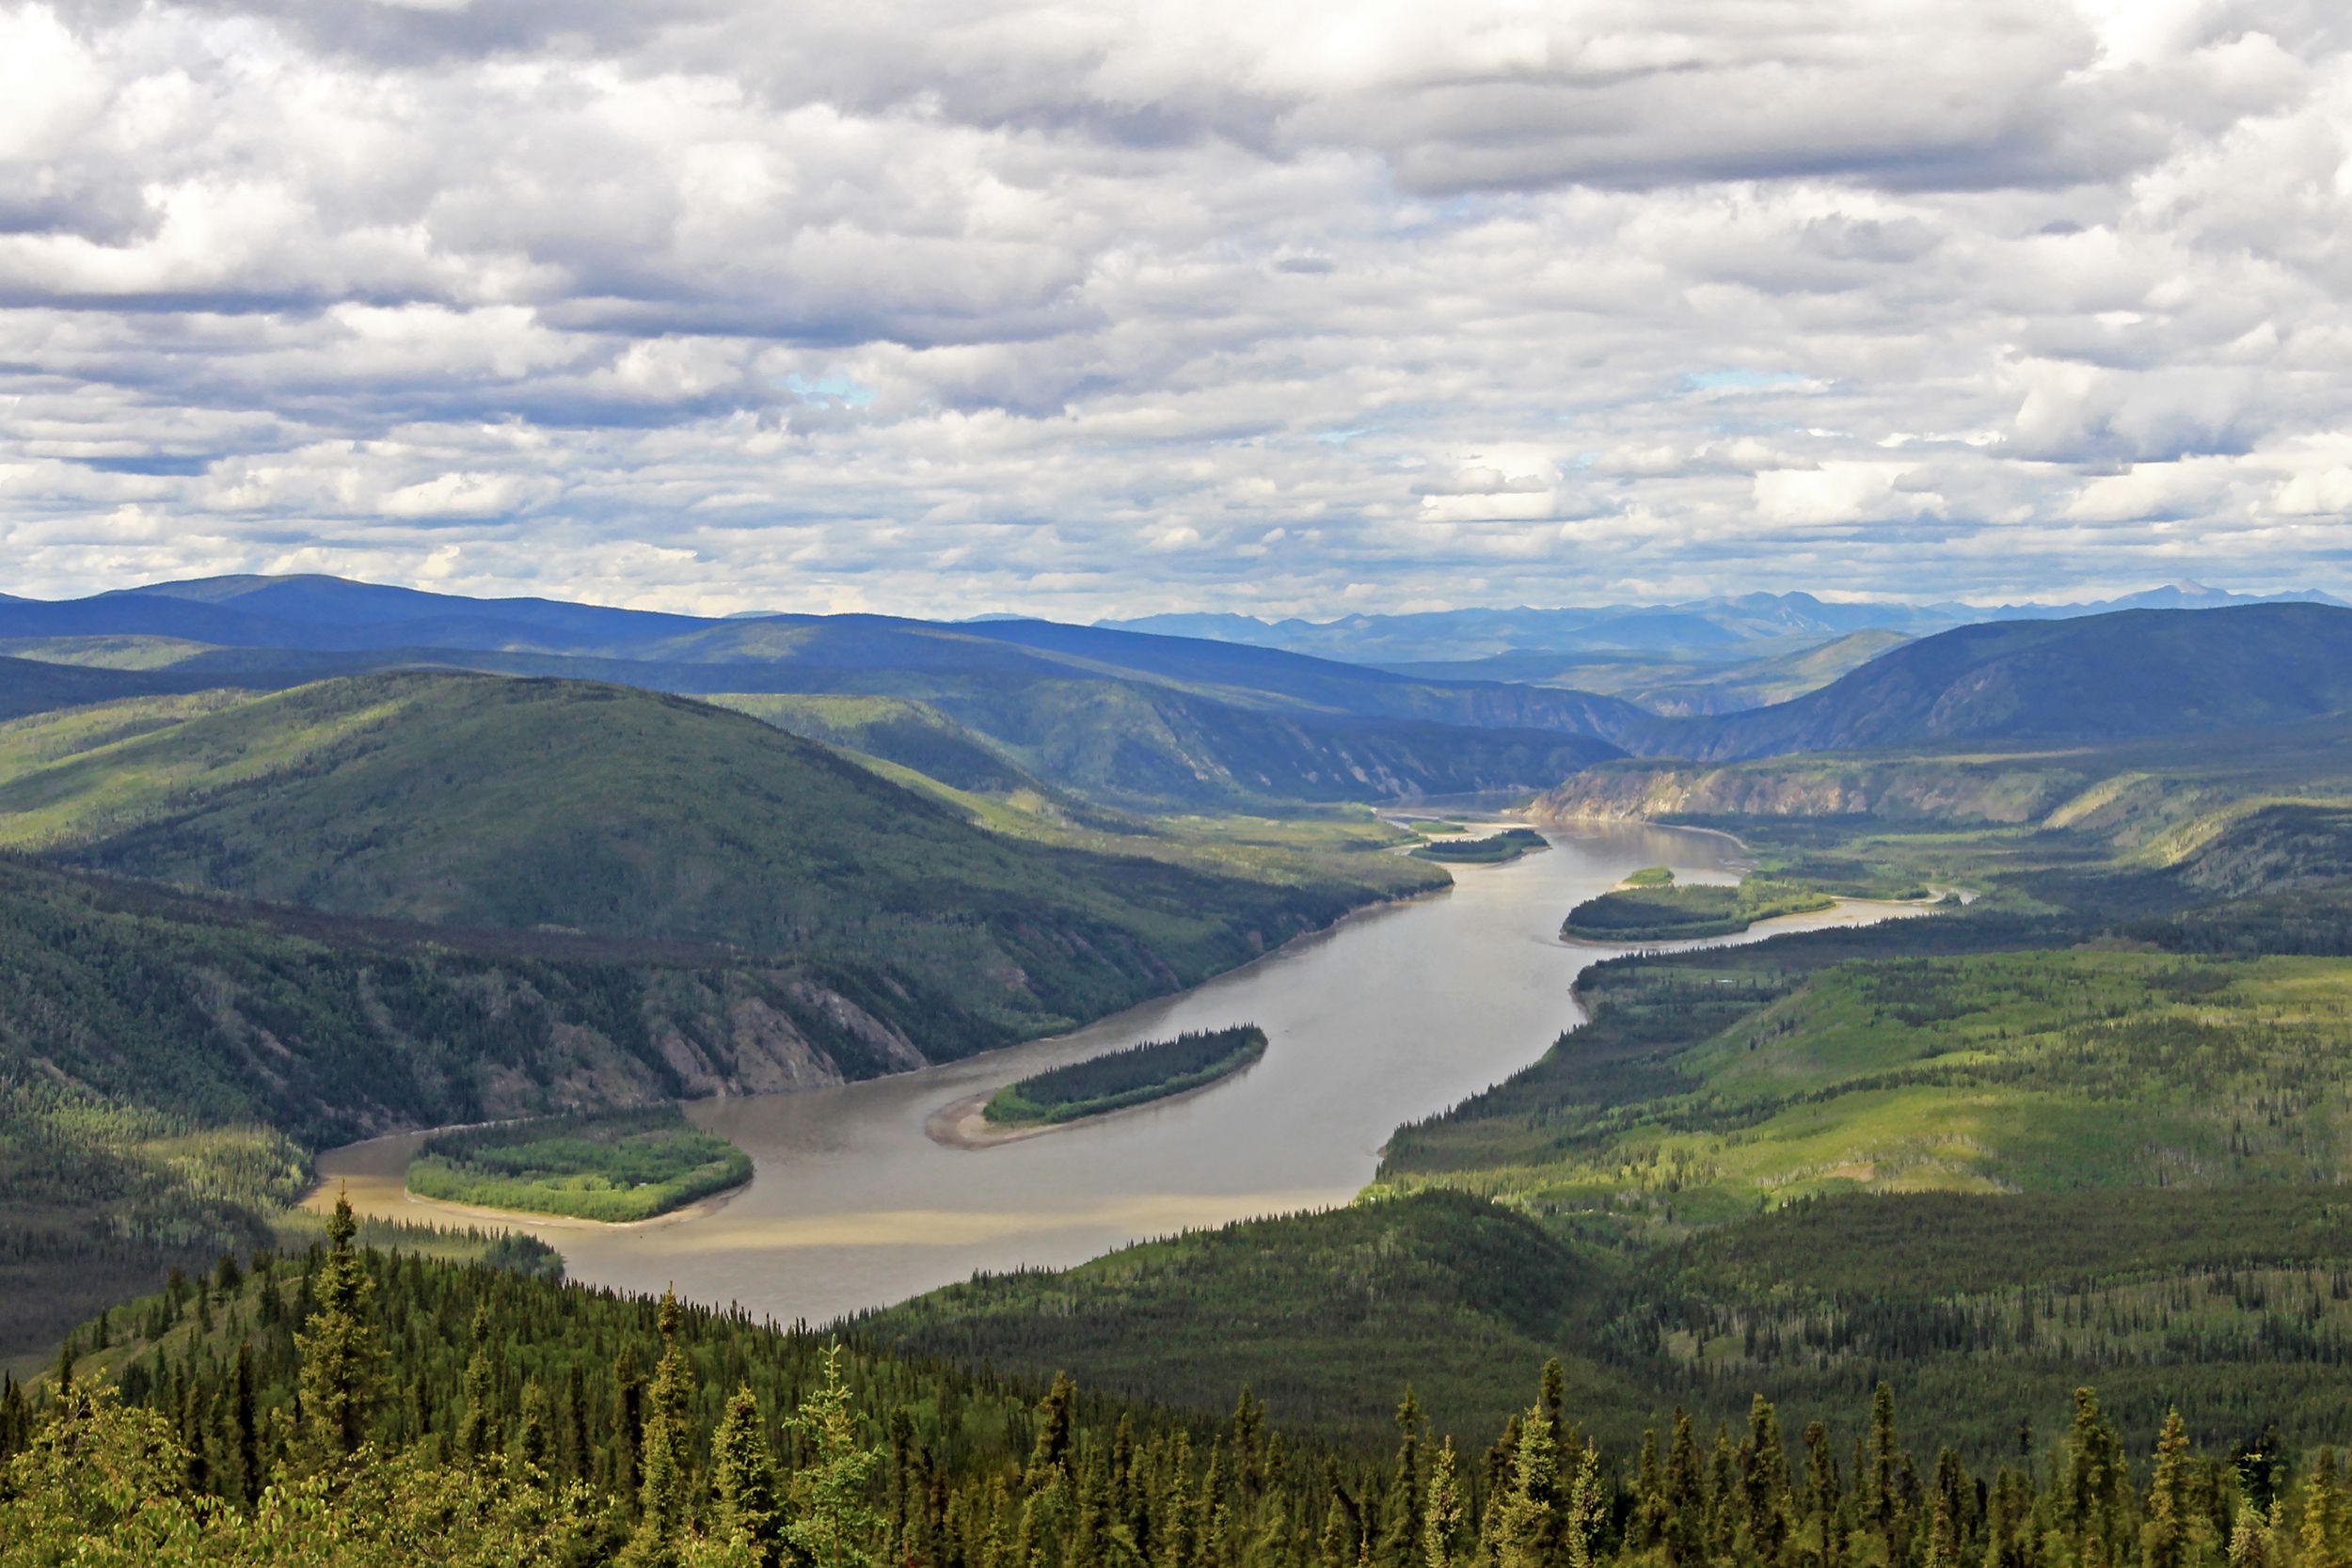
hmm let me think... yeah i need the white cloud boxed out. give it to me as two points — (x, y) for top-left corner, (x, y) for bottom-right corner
(0, 0), (2348, 616)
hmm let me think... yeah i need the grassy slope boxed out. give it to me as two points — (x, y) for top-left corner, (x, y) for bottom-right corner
(1385, 948), (2352, 1222)
(1625, 628), (1912, 716)
(0, 673), (1417, 1055)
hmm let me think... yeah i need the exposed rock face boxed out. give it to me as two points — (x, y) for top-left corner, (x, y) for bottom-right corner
(1532, 758), (2090, 826)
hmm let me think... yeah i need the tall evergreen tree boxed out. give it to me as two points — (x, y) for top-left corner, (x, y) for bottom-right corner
(2143, 1410), (2195, 1568)
(2299, 1449), (2343, 1568)
(1495, 1402), (1565, 1568)
(786, 1344), (883, 1568)
(294, 1192), (379, 1465)
(1377, 1392), (1425, 1568)
(1743, 1396), (1793, 1568)
(457, 1302), (501, 1465)
(1424, 1438), (1465, 1568)
(626, 1287), (696, 1566)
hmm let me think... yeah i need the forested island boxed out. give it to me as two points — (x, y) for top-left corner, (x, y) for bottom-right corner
(1408, 826), (1549, 863)
(1561, 871), (1836, 941)
(405, 1108), (753, 1223)
(983, 1025), (1269, 1126)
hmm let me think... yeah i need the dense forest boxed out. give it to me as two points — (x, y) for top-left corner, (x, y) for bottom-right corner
(8, 1197), (2351, 1568)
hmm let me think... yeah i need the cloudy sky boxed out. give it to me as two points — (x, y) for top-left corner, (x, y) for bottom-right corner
(2, 0), (2349, 618)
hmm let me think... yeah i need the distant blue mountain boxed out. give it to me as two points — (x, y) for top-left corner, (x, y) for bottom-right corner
(1101, 582), (2349, 666)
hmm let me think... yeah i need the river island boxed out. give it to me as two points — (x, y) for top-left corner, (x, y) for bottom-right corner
(405, 1107), (754, 1223)
(1561, 869), (1838, 942)
(983, 1024), (1269, 1127)
(1408, 826), (1549, 864)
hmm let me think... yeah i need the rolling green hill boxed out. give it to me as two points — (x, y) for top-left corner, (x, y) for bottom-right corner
(858, 1189), (1627, 1443)
(0, 673), (1414, 1053)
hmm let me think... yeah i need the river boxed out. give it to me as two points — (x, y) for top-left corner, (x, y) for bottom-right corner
(314, 822), (1932, 1325)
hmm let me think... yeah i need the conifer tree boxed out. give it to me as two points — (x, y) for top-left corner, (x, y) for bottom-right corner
(1865, 1383), (1901, 1545)
(1495, 1402), (1565, 1568)
(295, 1192), (379, 1465)
(627, 1287), (696, 1567)
(1160, 1434), (1197, 1568)
(2299, 1449), (2343, 1568)
(1424, 1438), (1465, 1568)
(457, 1302), (501, 1465)
(1029, 1372), (1078, 1489)
(2062, 1387), (2131, 1568)
(1631, 1429), (1669, 1557)
(614, 1340), (648, 1494)
(1664, 1411), (1705, 1568)
(1565, 1441), (1605, 1568)
(1377, 1392), (1425, 1568)
(2143, 1410), (2194, 1568)
(2230, 1501), (2274, 1568)
(227, 1342), (260, 1506)
(1744, 1396), (1793, 1568)
(517, 1378), (552, 1471)
(786, 1344), (883, 1568)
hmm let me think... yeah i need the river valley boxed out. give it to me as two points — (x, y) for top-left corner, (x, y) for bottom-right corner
(315, 822), (1932, 1325)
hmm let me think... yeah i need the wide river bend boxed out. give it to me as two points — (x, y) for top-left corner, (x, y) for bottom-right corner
(316, 822), (1929, 1324)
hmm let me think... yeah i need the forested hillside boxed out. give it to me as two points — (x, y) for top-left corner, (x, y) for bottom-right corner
(0, 673), (1412, 1045)
(7, 1196), (2341, 1568)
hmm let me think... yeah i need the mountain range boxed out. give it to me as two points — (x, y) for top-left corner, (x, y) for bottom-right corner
(0, 575), (1638, 807)
(1103, 582), (2348, 666)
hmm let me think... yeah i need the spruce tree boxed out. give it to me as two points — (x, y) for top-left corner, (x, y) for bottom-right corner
(1565, 1442), (1605, 1568)
(457, 1302), (501, 1465)
(1494, 1402), (1565, 1568)
(517, 1378), (552, 1471)
(1664, 1411), (1705, 1568)
(2299, 1449), (2343, 1568)
(786, 1344), (882, 1568)
(714, 1383), (785, 1568)
(1743, 1395), (1793, 1568)
(2143, 1409), (2194, 1568)
(1378, 1391), (1425, 1568)
(294, 1191), (379, 1465)
(227, 1342), (261, 1506)
(627, 1287), (695, 1566)
(1424, 1438), (1465, 1568)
